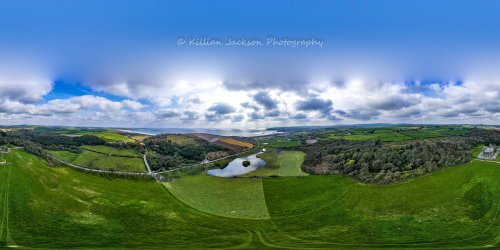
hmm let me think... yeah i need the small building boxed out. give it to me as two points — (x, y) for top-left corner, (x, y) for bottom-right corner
(479, 144), (500, 159)
(483, 146), (496, 158)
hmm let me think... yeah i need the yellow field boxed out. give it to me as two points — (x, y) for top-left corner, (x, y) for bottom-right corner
(220, 138), (253, 150)
(130, 135), (150, 141)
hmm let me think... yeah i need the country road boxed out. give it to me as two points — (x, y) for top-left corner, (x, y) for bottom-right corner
(11, 142), (262, 178)
(143, 151), (152, 174)
(52, 156), (151, 175)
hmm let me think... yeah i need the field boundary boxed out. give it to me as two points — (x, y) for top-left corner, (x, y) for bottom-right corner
(81, 147), (142, 158)
(52, 155), (151, 175)
(154, 142), (262, 174)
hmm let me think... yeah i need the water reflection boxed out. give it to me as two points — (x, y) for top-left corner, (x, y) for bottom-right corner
(207, 151), (267, 177)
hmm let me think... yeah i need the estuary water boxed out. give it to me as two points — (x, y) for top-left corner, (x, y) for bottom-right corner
(121, 128), (277, 137)
(207, 152), (267, 177)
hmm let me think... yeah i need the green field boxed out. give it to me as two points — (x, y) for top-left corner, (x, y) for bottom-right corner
(1, 150), (270, 248)
(399, 131), (448, 139)
(438, 129), (470, 135)
(329, 134), (378, 140)
(49, 129), (96, 135)
(165, 174), (269, 219)
(111, 147), (141, 157)
(82, 145), (141, 157)
(3, 149), (500, 248)
(94, 132), (134, 142)
(278, 151), (308, 176)
(44, 128), (135, 142)
(258, 137), (301, 147)
(264, 161), (500, 246)
(72, 150), (146, 172)
(49, 150), (79, 162)
(471, 145), (484, 158)
(373, 129), (394, 134)
(324, 127), (466, 142)
(81, 145), (115, 154)
(241, 150), (308, 177)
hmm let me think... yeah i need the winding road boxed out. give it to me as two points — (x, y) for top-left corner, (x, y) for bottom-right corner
(11, 142), (262, 178)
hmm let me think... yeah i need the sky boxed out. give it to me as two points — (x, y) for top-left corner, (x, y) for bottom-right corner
(2, 0), (500, 128)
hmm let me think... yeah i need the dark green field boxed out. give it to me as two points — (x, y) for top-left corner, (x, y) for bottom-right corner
(82, 145), (141, 157)
(49, 150), (79, 162)
(72, 150), (146, 172)
(2, 149), (500, 249)
(240, 150), (307, 177)
(320, 126), (471, 142)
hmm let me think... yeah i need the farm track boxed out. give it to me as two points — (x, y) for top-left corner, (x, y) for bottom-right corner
(0, 152), (16, 247)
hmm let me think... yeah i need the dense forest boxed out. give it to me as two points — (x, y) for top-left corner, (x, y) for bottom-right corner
(300, 131), (484, 184)
(21, 130), (105, 146)
(144, 134), (232, 170)
(0, 131), (61, 167)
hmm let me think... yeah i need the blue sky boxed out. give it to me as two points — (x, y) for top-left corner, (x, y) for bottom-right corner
(1, 1), (500, 127)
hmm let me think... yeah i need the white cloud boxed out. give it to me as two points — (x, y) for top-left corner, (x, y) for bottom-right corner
(122, 100), (148, 110)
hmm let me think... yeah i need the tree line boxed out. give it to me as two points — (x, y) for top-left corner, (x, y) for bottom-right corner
(299, 130), (494, 184)
(144, 134), (232, 170)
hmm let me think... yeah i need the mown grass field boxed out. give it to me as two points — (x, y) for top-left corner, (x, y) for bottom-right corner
(240, 150), (281, 177)
(94, 132), (135, 142)
(72, 150), (146, 172)
(278, 151), (308, 176)
(3, 149), (500, 249)
(111, 147), (141, 157)
(240, 150), (307, 177)
(81, 145), (115, 154)
(165, 174), (269, 219)
(264, 161), (500, 246)
(82, 145), (141, 157)
(49, 150), (79, 162)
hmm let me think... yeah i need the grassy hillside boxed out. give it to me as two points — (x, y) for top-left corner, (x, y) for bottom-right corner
(72, 150), (146, 172)
(82, 145), (141, 157)
(3, 149), (500, 249)
(264, 160), (500, 247)
(49, 150), (79, 162)
(1, 150), (271, 248)
(165, 174), (269, 219)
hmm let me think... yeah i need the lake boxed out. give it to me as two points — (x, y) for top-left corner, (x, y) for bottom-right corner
(207, 151), (267, 177)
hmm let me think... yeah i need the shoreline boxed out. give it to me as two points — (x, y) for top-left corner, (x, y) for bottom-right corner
(118, 129), (156, 136)
(118, 128), (278, 138)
